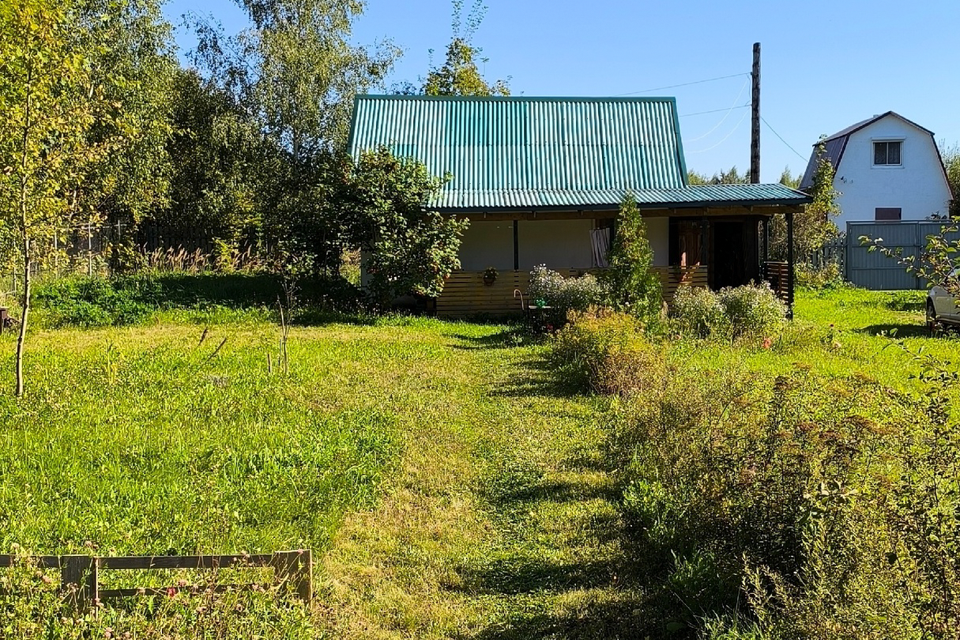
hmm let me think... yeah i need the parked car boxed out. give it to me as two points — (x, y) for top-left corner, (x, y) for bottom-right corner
(926, 270), (960, 332)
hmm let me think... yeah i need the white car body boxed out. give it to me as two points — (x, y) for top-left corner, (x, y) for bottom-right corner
(927, 270), (960, 330)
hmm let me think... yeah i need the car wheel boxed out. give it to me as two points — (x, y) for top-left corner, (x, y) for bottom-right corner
(926, 300), (939, 334)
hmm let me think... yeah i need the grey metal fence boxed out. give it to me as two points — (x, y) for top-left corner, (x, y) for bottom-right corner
(843, 221), (960, 290)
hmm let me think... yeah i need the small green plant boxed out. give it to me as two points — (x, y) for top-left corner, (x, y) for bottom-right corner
(482, 266), (498, 284)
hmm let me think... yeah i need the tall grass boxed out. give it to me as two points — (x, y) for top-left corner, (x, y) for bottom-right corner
(546, 287), (960, 637)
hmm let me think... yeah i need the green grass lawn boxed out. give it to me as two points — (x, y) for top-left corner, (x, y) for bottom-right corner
(0, 285), (955, 637)
(676, 287), (958, 394)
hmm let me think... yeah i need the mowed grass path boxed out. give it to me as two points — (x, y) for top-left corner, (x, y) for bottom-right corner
(0, 315), (637, 637)
(0, 287), (955, 637)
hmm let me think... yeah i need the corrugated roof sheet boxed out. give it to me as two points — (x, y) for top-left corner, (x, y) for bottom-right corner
(349, 95), (685, 189)
(348, 95), (811, 211)
(431, 184), (809, 211)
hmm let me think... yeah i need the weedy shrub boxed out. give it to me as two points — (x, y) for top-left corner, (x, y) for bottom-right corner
(34, 275), (161, 327)
(547, 307), (650, 392)
(717, 282), (788, 339)
(671, 285), (728, 338)
(528, 265), (606, 319)
(671, 283), (786, 341)
(795, 262), (845, 290)
(612, 349), (960, 637)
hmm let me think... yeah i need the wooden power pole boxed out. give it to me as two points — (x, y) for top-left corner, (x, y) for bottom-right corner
(750, 42), (761, 183)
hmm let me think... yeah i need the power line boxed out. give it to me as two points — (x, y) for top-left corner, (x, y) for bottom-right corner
(685, 77), (751, 142)
(680, 104), (749, 118)
(617, 72), (749, 96)
(761, 116), (808, 162)
(688, 108), (750, 154)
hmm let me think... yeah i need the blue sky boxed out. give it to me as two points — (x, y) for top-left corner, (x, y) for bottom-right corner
(163, 0), (960, 183)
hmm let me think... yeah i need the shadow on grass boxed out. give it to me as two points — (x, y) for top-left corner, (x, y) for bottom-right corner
(460, 447), (687, 639)
(487, 357), (587, 399)
(450, 327), (535, 350)
(857, 323), (931, 338)
(492, 477), (622, 506)
(465, 596), (675, 640)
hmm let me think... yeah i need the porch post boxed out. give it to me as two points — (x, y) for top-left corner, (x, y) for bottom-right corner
(786, 210), (795, 319)
(699, 218), (708, 265)
(761, 218), (769, 261)
(513, 220), (519, 271)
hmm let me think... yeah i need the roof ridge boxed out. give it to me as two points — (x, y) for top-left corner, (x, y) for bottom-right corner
(355, 94), (678, 103)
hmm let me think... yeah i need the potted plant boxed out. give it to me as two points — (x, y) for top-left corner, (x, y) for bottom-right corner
(483, 266), (498, 286)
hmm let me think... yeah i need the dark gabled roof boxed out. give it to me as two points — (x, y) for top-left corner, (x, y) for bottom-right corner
(800, 111), (939, 190)
(348, 95), (811, 212)
(823, 111), (934, 143)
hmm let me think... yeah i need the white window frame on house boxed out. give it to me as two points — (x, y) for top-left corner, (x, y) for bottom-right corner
(872, 139), (903, 167)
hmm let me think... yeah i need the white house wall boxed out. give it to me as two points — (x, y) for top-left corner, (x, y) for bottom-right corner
(518, 220), (594, 270)
(645, 217), (669, 267)
(457, 217), (671, 272)
(457, 221), (515, 271)
(833, 118), (952, 228)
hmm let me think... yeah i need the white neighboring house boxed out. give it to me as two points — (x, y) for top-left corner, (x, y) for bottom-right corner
(800, 111), (954, 229)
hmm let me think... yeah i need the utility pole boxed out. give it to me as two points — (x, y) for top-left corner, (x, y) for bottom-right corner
(750, 42), (761, 183)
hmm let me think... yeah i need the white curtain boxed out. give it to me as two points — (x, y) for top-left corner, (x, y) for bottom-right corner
(590, 228), (611, 268)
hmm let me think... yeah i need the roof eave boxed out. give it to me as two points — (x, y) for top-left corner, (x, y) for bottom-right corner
(429, 197), (812, 215)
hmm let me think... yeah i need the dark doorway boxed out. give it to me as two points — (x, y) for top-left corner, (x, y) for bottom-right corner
(712, 221), (747, 289)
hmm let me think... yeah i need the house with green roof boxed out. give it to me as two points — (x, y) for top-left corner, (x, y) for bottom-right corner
(348, 95), (810, 316)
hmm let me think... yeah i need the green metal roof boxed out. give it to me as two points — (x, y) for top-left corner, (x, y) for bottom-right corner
(431, 184), (810, 212)
(347, 95), (811, 212)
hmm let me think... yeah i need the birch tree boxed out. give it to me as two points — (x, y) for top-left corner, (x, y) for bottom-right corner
(0, 1), (103, 395)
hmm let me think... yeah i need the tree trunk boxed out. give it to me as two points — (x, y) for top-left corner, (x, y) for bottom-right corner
(15, 51), (32, 398)
(15, 240), (30, 397)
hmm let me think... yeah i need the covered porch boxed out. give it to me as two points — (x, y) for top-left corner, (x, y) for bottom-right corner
(434, 204), (800, 318)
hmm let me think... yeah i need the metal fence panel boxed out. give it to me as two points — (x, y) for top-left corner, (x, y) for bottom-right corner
(845, 221), (960, 290)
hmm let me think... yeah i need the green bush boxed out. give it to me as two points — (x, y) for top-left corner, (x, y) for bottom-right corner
(547, 307), (646, 392)
(671, 283), (787, 340)
(603, 194), (663, 319)
(795, 262), (845, 289)
(612, 355), (960, 637)
(717, 282), (788, 339)
(34, 275), (161, 327)
(671, 285), (728, 338)
(527, 265), (606, 324)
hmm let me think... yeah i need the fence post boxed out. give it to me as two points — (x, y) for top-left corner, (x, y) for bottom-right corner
(61, 555), (98, 612)
(271, 550), (312, 602)
(87, 221), (93, 277)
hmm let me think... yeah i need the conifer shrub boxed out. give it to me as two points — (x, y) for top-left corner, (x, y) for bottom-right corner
(602, 194), (663, 320)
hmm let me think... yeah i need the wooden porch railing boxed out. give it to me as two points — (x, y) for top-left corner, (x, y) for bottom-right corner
(436, 266), (708, 317)
(762, 261), (792, 305)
